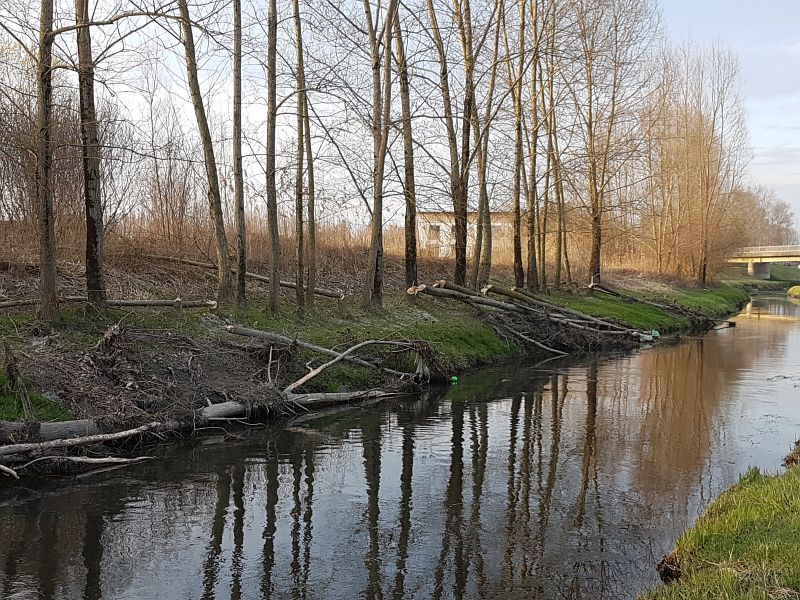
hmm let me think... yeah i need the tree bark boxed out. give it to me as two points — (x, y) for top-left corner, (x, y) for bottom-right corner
(75, 0), (107, 308)
(293, 0), (306, 313)
(37, 0), (58, 320)
(394, 13), (418, 295)
(177, 0), (234, 304)
(233, 0), (246, 306)
(266, 0), (282, 311)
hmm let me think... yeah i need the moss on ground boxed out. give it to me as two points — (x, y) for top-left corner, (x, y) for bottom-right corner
(642, 467), (800, 599)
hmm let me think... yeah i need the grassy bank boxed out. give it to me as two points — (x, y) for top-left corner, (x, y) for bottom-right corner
(643, 467), (800, 599)
(0, 265), (784, 424)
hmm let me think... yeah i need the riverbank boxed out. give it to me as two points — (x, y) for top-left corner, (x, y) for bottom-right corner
(0, 257), (796, 475)
(643, 464), (800, 599)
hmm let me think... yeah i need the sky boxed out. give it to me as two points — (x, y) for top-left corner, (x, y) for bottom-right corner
(660, 0), (800, 225)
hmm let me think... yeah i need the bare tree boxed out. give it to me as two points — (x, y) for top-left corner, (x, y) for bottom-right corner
(233, 0), (246, 305)
(362, 0), (399, 307)
(177, 0), (234, 303)
(75, 0), (107, 308)
(293, 0), (305, 312)
(266, 0), (281, 311)
(394, 11), (417, 294)
(36, 0), (58, 319)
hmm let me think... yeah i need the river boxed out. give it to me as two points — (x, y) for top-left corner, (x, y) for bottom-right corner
(1, 296), (800, 600)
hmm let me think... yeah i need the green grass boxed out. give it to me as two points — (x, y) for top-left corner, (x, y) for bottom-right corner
(767, 264), (800, 284)
(0, 372), (74, 421)
(546, 284), (749, 333)
(226, 296), (521, 372)
(719, 264), (800, 292)
(548, 292), (688, 331)
(648, 284), (749, 317)
(643, 467), (800, 599)
(0, 274), (756, 410)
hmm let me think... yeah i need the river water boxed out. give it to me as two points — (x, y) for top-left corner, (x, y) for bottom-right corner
(2, 296), (800, 600)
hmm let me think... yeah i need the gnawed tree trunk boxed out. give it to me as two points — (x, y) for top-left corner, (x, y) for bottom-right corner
(177, 0), (234, 304)
(75, 0), (107, 308)
(37, 0), (58, 320)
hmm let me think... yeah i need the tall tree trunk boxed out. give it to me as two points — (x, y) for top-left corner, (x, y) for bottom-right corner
(427, 0), (466, 287)
(178, 0), (233, 304)
(266, 0), (281, 311)
(37, 0), (58, 320)
(475, 4), (502, 289)
(362, 0), (398, 307)
(303, 103), (316, 308)
(293, 0), (306, 313)
(507, 0), (526, 288)
(453, 0), (475, 287)
(76, 0), (106, 309)
(233, 0), (246, 305)
(394, 14), (417, 295)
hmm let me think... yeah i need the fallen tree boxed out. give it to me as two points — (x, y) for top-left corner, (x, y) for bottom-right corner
(145, 254), (345, 299)
(0, 296), (217, 310)
(225, 325), (416, 378)
(409, 282), (650, 355)
(0, 332), (419, 475)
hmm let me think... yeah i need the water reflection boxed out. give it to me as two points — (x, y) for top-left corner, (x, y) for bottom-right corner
(2, 298), (800, 599)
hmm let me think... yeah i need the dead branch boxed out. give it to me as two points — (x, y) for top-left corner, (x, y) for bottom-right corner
(15, 455), (153, 471)
(0, 463), (19, 478)
(0, 422), (162, 457)
(284, 339), (410, 393)
(225, 325), (414, 378)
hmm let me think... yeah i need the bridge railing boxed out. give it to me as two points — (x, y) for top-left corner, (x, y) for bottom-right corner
(730, 245), (800, 258)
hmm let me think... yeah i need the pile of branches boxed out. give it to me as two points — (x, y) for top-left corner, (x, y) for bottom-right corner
(408, 280), (649, 355)
(0, 324), (429, 479)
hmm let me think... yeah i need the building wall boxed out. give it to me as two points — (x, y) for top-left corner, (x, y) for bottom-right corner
(417, 212), (515, 258)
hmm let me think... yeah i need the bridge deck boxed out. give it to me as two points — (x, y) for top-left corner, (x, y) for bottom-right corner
(729, 245), (800, 260)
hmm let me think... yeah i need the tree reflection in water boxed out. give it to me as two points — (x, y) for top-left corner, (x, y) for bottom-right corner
(2, 298), (800, 599)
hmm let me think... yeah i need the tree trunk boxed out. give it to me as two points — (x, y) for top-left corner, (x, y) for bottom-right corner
(37, 0), (58, 320)
(362, 0), (398, 307)
(177, 0), (233, 304)
(394, 14), (417, 295)
(427, 0), (466, 287)
(266, 0), (281, 311)
(303, 80), (316, 308)
(75, 0), (106, 309)
(233, 0), (246, 306)
(293, 0), (306, 313)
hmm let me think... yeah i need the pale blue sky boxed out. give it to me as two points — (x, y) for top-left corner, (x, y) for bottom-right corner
(661, 1), (800, 222)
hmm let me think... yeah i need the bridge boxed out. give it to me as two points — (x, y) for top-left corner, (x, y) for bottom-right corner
(727, 245), (800, 279)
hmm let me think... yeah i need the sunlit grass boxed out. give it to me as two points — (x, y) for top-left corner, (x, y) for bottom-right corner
(642, 467), (800, 599)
